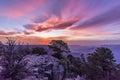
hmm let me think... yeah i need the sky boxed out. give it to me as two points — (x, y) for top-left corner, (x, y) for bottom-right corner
(0, 0), (120, 45)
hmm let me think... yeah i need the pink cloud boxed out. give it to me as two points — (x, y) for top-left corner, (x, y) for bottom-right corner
(7, 36), (69, 44)
(23, 30), (34, 35)
(0, 30), (34, 36)
(0, 0), (45, 18)
(0, 31), (21, 35)
(24, 17), (79, 32)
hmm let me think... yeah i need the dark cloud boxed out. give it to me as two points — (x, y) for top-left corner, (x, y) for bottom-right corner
(0, 31), (21, 35)
(23, 31), (34, 35)
(33, 17), (49, 23)
(36, 26), (51, 32)
(0, 30), (34, 36)
(32, 14), (50, 23)
(48, 0), (69, 16)
(71, 4), (120, 29)
(24, 24), (51, 32)
(24, 24), (37, 30)
(54, 19), (79, 29)
(24, 19), (78, 32)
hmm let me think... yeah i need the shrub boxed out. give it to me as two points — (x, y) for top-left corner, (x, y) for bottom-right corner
(32, 47), (47, 55)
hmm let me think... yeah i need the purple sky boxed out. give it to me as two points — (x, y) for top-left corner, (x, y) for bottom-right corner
(0, 0), (120, 45)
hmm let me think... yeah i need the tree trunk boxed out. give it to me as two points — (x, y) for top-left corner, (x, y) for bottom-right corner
(62, 67), (66, 80)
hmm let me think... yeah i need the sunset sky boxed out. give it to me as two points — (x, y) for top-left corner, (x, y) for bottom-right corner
(0, 0), (120, 45)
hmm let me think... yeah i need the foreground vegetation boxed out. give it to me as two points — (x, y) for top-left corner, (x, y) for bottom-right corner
(0, 38), (119, 80)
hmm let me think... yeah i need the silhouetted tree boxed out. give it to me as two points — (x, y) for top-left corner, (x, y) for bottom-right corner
(52, 52), (63, 60)
(68, 55), (84, 76)
(59, 59), (70, 80)
(67, 54), (74, 62)
(1, 38), (28, 80)
(48, 40), (71, 79)
(32, 47), (47, 55)
(87, 47), (116, 80)
(0, 41), (4, 55)
(17, 42), (31, 56)
(48, 40), (70, 59)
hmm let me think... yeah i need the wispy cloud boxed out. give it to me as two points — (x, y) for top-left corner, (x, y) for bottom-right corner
(71, 4), (120, 29)
(0, 31), (21, 35)
(0, 0), (45, 18)
(24, 17), (79, 32)
(0, 0), (120, 45)
(11, 36), (69, 44)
